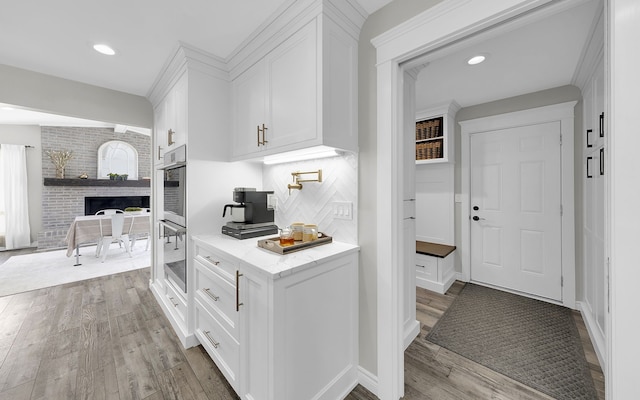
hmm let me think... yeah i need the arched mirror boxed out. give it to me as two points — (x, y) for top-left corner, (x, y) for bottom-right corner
(97, 140), (138, 180)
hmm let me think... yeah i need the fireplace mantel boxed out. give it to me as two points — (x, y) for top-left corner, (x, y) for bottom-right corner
(43, 178), (151, 187)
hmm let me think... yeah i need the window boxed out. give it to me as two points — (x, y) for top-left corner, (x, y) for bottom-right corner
(97, 140), (138, 179)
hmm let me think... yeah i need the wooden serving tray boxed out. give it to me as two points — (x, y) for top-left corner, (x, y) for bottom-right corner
(257, 233), (333, 254)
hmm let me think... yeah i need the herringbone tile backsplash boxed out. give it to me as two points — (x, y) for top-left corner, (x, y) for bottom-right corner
(262, 152), (358, 245)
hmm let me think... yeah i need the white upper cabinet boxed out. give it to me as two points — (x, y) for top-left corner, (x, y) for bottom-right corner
(267, 21), (317, 151)
(152, 71), (188, 165)
(231, 13), (358, 161)
(232, 55), (269, 158)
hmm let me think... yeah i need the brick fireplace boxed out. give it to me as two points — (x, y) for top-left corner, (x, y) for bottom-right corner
(38, 126), (151, 249)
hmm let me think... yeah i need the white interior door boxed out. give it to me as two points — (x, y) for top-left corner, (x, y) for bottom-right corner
(470, 121), (562, 301)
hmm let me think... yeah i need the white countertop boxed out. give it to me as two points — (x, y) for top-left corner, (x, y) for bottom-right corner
(192, 233), (359, 279)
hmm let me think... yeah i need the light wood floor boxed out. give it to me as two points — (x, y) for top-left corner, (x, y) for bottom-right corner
(0, 267), (604, 399)
(347, 281), (605, 400)
(0, 267), (239, 400)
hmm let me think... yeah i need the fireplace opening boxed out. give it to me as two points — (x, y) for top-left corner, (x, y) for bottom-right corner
(85, 196), (150, 215)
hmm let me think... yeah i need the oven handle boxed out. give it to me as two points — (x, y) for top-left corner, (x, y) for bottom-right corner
(159, 220), (186, 233)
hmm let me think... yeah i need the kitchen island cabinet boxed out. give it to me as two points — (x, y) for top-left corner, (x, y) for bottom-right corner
(192, 234), (359, 400)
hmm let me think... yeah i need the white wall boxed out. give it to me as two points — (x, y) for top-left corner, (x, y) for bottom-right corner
(0, 125), (42, 244)
(415, 163), (454, 245)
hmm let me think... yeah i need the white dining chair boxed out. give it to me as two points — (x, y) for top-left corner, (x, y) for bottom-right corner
(98, 213), (133, 262)
(94, 209), (125, 254)
(129, 214), (151, 252)
(95, 209), (124, 215)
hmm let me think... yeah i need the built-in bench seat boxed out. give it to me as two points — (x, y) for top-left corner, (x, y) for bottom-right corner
(416, 241), (455, 258)
(415, 241), (456, 294)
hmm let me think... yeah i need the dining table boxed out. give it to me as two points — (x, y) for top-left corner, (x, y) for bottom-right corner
(65, 213), (151, 265)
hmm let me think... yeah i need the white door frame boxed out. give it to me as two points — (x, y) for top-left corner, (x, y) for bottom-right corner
(371, 1), (589, 399)
(459, 102), (577, 307)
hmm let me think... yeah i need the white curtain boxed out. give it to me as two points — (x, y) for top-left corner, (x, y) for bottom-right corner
(0, 144), (31, 249)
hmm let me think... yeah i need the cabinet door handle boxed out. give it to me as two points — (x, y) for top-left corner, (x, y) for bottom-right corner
(203, 331), (220, 348)
(256, 125), (261, 146)
(587, 156), (593, 178)
(158, 145), (162, 160)
(586, 129), (593, 148)
(203, 288), (219, 302)
(257, 124), (268, 146)
(600, 147), (605, 176)
(168, 129), (175, 146)
(236, 270), (244, 312)
(204, 255), (220, 265)
(599, 112), (605, 137)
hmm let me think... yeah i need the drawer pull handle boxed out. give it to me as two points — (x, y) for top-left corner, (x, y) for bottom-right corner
(168, 296), (179, 307)
(204, 288), (219, 301)
(236, 270), (244, 312)
(204, 255), (220, 265)
(204, 330), (219, 348)
(417, 264), (425, 268)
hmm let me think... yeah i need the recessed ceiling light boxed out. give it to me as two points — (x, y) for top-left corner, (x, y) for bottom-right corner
(93, 44), (115, 56)
(467, 54), (487, 65)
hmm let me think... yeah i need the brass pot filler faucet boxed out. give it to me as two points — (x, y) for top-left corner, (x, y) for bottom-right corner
(288, 169), (322, 194)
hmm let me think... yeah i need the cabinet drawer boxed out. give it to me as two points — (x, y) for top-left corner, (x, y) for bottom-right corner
(194, 299), (239, 391)
(194, 244), (236, 281)
(415, 254), (438, 281)
(164, 278), (187, 324)
(194, 259), (239, 338)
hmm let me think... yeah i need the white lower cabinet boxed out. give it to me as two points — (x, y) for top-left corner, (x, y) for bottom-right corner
(194, 298), (241, 391)
(415, 251), (455, 294)
(193, 237), (359, 400)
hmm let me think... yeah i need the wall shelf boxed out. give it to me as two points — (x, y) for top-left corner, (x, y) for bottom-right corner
(43, 178), (151, 187)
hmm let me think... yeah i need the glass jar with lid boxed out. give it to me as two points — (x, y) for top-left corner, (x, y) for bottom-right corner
(291, 222), (304, 241)
(302, 224), (318, 242)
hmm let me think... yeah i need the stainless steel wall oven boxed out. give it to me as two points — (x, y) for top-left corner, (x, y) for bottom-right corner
(161, 145), (187, 293)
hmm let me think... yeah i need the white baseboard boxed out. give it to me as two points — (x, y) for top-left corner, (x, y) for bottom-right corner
(404, 319), (420, 349)
(576, 301), (606, 369)
(357, 366), (378, 397)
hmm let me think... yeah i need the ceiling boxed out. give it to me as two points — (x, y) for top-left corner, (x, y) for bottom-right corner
(0, 0), (390, 97)
(0, 0), (601, 127)
(415, 0), (601, 110)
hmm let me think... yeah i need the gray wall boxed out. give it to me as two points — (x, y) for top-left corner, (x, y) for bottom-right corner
(0, 64), (153, 128)
(0, 125), (43, 244)
(358, 0), (444, 377)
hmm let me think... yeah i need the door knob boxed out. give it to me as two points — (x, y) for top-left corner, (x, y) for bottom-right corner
(472, 216), (486, 221)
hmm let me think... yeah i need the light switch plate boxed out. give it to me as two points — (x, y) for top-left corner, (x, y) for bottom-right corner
(332, 201), (353, 220)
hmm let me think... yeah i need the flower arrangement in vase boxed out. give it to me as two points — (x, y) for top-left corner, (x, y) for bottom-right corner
(45, 149), (73, 179)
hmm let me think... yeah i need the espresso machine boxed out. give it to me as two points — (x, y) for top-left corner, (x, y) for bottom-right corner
(222, 188), (278, 239)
